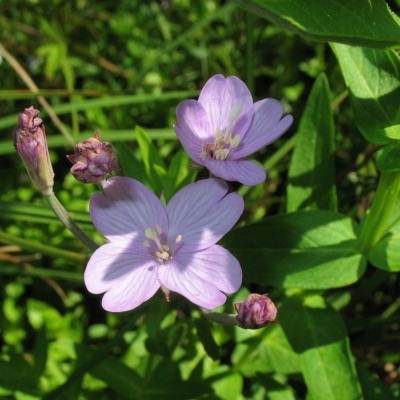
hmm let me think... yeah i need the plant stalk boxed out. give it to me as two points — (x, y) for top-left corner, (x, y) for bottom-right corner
(358, 171), (400, 254)
(44, 193), (98, 252)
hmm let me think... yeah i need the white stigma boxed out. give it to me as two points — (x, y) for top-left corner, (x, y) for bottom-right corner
(143, 225), (182, 263)
(200, 104), (242, 161)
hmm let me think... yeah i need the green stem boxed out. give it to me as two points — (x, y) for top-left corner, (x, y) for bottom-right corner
(358, 171), (400, 254)
(44, 192), (98, 252)
(201, 308), (238, 326)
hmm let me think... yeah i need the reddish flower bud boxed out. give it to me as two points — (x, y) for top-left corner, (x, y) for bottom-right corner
(13, 106), (54, 195)
(67, 131), (120, 184)
(234, 294), (277, 329)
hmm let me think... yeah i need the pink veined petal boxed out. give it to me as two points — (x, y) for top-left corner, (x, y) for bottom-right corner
(158, 245), (242, 309)
(233, 99), (293, 159)
(166, 179), (244, 253)
(198, 75), (254, 138)
(174, 100), (212, 164)
(90, 177), (168, 243)
(84, 241), (160, 312)
(206, 159), (266, 186)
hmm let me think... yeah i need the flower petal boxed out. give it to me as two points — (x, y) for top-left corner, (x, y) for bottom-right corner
(198, 75), (254, 138)
(166, 179), (244, 253)
(206, 159), (266, 186)
(233, 99), (293, 159)
(84, 241), (160, 312)
(90, 177), (168, 243)
(174, 100), (212, 164)
(158, 245), (242, 309)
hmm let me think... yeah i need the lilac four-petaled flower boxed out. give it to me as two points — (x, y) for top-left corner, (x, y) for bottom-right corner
(174, 74), (293, 186)
(85, 177), (244, 312)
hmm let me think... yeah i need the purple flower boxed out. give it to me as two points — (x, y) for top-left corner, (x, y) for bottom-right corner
(85, 177), (244, 312)
(174, 74), (293, 186)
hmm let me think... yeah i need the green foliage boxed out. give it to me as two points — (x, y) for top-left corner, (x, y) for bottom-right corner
(235, 0), (400, 47)
(332, 44), (400, 145)
(377, 143), (400, 172)
(1, 0), (400, 399)
(221, 210), (365, 289)
(287, 74), (336, 212)
(280, 295), (362, 399)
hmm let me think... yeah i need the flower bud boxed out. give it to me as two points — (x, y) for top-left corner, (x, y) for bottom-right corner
(234, 294), (277, 329)
(67, 131), (120, 184)
(13, 106), (54, 195)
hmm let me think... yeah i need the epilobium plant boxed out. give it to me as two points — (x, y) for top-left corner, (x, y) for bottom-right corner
(174, 74), (293, 186)
(13, 75), (286, 320)
(84, 177), (244, 311)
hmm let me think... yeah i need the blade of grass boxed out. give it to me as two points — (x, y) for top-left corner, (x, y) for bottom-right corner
(0, 128), (176, 155)
(0, 42), (75, 146)
(0, 91), (198, 130)
(0, 231), (89, 262)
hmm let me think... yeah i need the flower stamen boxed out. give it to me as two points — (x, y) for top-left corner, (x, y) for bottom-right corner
(200, 105), (242, 161)
(144, 226), (172, 262)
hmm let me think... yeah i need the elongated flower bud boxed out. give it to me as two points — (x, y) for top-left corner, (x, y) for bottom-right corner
(234, 294), (277, 329)
(13, 106), (54, 195)
(67, 131), (120, 184)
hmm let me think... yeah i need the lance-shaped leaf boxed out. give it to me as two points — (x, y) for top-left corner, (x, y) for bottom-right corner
(234, 0), (400, 48)
(279, 295), (363, 400)
(288, 74), (336, 212)
(332, 44), (400, 145)
(369, 230), (400, 272)
(220, 210), (366, 289)
(376, 143), (400, 172)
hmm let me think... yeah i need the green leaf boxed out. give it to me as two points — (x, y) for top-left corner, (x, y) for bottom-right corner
(287, 74), (336, 212)
(258, 375), (297, 400)
(279, 295), (363, 400)
(31, 326), (48, 383)
(383, 125), (400, 140)
(145, 360), (213, 400)
(220, 210), (366, 289)
(75, 344), (142, 399)
(331, 44), (400, 145)
(194, 315), (221, 361)
(232, 324), (300, 376)
(0, 351), (38, 393)
(234, 0), (400, 48)
(211, 371), (243, 400)
(145, 323), (187, 357)
(259, 324), (301, 375)
(135, 126), (166, 195)
(368, 230), (400, 271)
(114, 141), (148, 182)
(376, 143), (400, 172)
(165, 149), (197, 200)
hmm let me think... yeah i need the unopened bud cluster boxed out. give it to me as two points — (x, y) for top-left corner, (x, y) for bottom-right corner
(12, 106), (54, 195)
(234, 294), (277, 329)
(67, 131), (120, 183)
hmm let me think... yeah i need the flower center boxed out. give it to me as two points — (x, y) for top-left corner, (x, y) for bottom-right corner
(143, 225), (182, 263)
(200, 104), (242, 161)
